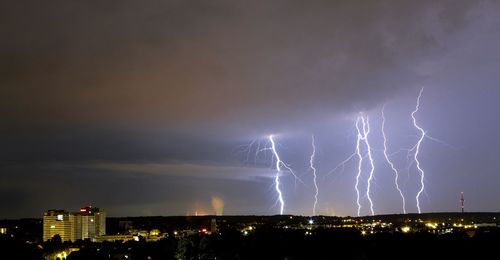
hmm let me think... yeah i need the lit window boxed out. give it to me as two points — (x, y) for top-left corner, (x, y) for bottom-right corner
(57, 215), (63, 221)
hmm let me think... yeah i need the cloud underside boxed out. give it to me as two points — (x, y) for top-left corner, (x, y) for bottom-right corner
(0, 0), (485, 132)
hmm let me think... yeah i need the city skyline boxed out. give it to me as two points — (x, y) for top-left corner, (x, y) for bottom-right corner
(2, 1), (500, 218)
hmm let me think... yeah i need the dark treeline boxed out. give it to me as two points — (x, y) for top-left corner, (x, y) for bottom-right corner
(2, 226), (500, 259)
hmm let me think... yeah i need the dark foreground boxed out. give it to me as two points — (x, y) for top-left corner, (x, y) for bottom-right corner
(2, 226), (500, 259)
(1, 213), (500, 259)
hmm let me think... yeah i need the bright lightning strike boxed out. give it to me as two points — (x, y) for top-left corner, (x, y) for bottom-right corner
(360, 116), (375, 216)
(269, 135), (285, 215)
(411, 88), (426, 214)
(353, 115), (375, 216)
(268, 135), (302, 215)
(310, 135), (319, 216)
(382, 106), (406, 214)
(239, 136), (304, 215)
(354, 117), (363, 217)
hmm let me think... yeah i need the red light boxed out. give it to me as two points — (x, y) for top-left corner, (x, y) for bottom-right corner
(201, 228), (207, 233)
(80, 208), (87, 212)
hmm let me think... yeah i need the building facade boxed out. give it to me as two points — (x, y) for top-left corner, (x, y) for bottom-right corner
(43, 206), (106, 241)
(43, 210), (74, 242)
(78, 206), (106, 239)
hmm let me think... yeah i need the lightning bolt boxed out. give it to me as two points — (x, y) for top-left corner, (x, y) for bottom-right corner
(353, 115), (375, 216)
(268, 135), (302, 215)
(354, 117), (363, 217)
(382, 106), (406, 214)
(411, 88), (426, 214)
(310, 135), (319, 216)
(238, 136), (304, 215)
(360, 115), (375, 216)
(269, 135), (285, 214)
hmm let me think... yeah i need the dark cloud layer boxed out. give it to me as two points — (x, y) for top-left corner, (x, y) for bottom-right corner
(0, 0), (479, 132)
(1, 0), (500, 218)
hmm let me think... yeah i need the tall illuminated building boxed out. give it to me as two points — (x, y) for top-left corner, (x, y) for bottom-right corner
(43, 206), (106, 241)
(43, 210), (74, 242)
(77, 206), (106, 239)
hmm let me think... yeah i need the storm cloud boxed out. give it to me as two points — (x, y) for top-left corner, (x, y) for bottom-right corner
(0, 0), (484, 131)
(1, 0), (500, 218)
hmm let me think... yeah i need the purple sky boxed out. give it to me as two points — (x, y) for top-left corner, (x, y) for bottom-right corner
(1, 0), (500, 218)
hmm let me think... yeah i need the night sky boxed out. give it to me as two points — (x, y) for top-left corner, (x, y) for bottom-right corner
(1, 1), (500, 218)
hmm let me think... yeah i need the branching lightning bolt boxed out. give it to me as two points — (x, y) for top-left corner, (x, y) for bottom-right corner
(269, 135), (285, 215)
(360, 116), (375, 216)
(411, 88), (426, 214)
(354, 117), (363, 217)
(310, 135), (319, 216)
(268, 135), (303, 215)
(353, 115), (375, 216)
(239, 136), (304, 215)
(382, 106), (406, 214)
